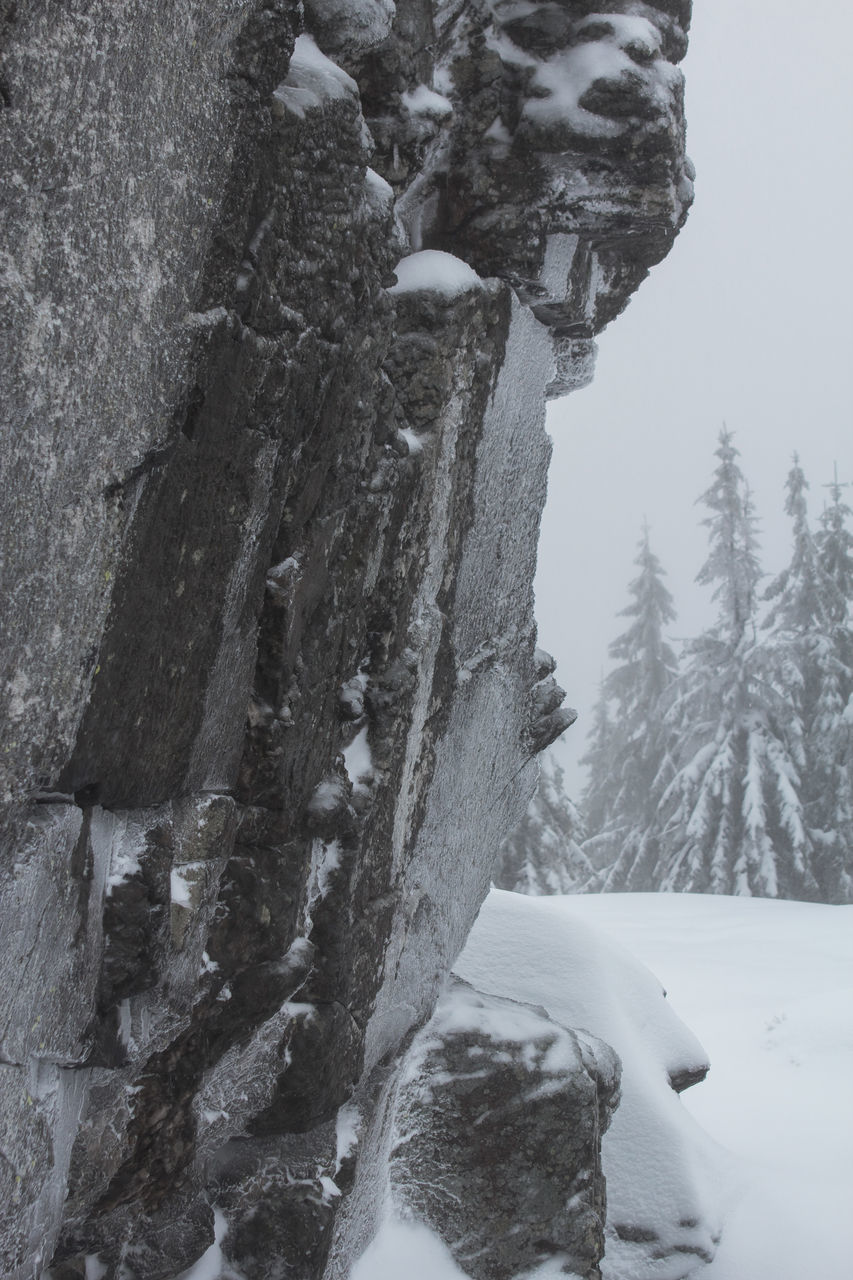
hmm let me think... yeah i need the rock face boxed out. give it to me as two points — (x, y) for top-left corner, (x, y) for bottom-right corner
(0, 2), (692, 1277)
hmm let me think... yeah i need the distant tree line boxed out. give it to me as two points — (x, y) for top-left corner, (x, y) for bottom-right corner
(495, 429), (853, 904)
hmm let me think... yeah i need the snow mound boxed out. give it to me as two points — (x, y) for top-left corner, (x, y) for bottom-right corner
(353, 1219), (588, 1280)
(389, 251), (484, 298)
(352, 1217), (470, 1280)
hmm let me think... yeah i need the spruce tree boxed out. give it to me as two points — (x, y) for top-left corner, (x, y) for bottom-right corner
(817, 466), (853, 613)
(579, 681), (620, 871)
(761, 459), (851, 901)
(764, 458), (838, 639)
(806, 466), (853, 900)
(657, 430), (816, 898)
(580, 682), (616, 835)
(585, 526), (679, 890)
(495, 751), (594, 894)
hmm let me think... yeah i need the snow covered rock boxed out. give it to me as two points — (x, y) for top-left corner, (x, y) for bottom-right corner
(388, 979), (619, 1280)
(358, 0), (692, 339)
(455, 892), (722, 1280)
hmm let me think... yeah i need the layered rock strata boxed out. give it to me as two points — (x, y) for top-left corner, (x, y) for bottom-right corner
(0, 1), (692, 1276)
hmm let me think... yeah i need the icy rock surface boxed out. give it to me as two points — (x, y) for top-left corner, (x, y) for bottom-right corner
(0, 0), (692, 1276)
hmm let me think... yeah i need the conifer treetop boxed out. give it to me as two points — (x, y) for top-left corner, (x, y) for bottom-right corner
(606, 523), (678, 715)
(764, 456), (836, 635)
(818, 464), (853, 621)
(695, 428), (762, 647)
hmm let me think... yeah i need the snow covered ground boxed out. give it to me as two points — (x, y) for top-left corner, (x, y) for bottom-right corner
(563, 893), (853, 1280)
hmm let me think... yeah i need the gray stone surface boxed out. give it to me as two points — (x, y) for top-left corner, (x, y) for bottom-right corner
(0, 0), (298, 809)
(0, 1), (693, 1275)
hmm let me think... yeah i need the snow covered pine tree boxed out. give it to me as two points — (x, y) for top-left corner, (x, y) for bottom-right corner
(495, 749), (593, 894)
(578, 681), (618, 866)
(766, 463), (853, 902)
(656, 429), (817, 898)
(584, 524), (679, 891)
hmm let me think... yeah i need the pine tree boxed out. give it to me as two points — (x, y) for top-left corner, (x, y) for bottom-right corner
(764, 458), (838, 638)
(578, 681), (620, 871)
(495, 751), (594, 894)
(805, 465), (853, 901)
(817, 466), (853, 614)
(761, 459), (851, 901)
(585, 526), (679, 890)
(657, 430), (817, 899)
(762, 458), (834, 769)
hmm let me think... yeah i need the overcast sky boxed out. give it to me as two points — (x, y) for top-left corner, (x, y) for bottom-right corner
(536, 0), (853, 794)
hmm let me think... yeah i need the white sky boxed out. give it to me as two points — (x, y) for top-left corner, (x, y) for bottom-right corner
(536, 0), (853, 795)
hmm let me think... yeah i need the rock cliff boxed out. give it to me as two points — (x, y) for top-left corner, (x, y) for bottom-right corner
(0, 2), (692, 1276)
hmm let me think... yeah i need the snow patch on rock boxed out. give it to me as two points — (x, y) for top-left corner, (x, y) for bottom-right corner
(274, 36), (358, 119)
(343, 726), (374, 793)
(389, 251), (484, 298)
(336, 1103), (361, 1174)
(401, 85), (453, 119)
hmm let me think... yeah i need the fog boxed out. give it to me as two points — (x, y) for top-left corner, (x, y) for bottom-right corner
(537, 0), (853, 794)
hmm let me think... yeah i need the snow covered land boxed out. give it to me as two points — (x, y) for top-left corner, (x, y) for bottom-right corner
(569, 893), (853, 1280)
(351, 891), (853, 1280)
